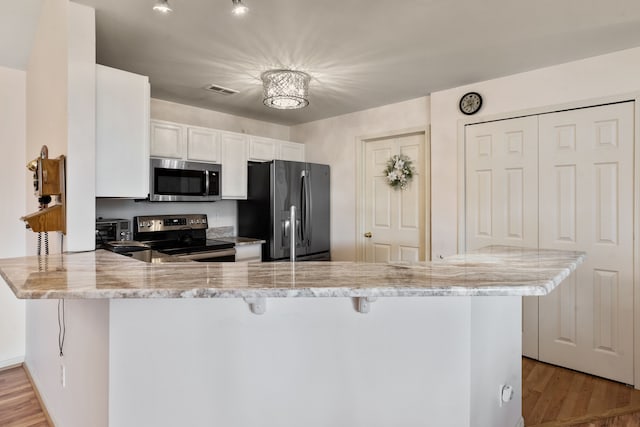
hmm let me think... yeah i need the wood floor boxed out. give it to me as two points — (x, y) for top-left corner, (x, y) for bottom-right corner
(523, 357), (640, 426)
(2, 359), (640, 426)
(0, 366), (50, 427)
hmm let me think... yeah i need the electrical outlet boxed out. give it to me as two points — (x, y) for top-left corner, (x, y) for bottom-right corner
(499, 384), (514, 407)
(60, 364), (66, 388)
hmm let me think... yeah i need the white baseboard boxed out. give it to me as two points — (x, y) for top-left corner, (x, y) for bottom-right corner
(0, 355), (24, 370)
(514, 416), (525, 427)
(23, 362), (56, 427)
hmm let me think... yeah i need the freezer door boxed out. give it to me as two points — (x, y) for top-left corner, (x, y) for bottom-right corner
(305, 163), (330, 256)
(271, 160), (306, 260)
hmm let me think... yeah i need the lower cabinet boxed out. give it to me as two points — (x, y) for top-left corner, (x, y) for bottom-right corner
(234, 244), (262, 262)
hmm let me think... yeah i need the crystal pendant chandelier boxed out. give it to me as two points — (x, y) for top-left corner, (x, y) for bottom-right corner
(261, 70), (311, 109)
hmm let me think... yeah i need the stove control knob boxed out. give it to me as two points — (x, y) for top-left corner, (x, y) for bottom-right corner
(196, 219), (201, 224)
(202, 218), (207, 224)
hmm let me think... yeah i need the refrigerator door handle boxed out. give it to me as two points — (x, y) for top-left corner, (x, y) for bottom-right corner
(300, 170), (307, 244)
(305, 169), (312, 247)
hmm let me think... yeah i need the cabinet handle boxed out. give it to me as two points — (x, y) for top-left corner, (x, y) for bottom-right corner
(364, 232), (372, 238)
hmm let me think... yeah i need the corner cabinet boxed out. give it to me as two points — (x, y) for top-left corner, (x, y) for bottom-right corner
(96, 65), (150, 198)
(220, 132), (249, 199)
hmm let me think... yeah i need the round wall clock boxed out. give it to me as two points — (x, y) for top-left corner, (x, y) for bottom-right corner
(459, 92), (483, 115)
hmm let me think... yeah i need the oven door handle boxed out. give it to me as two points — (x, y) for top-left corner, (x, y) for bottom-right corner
(173, 248), (236, 261)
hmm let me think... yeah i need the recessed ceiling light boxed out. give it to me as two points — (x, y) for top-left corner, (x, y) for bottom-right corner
(231, 0), (249, 16)
(153, 0), (172, 14)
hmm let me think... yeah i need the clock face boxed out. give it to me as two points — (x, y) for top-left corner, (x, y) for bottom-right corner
(459, 92), (482, 115)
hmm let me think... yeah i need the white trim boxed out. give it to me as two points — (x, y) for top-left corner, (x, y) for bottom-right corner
(457, 91), (640, 387)
(634, 95), (640, 390)
(355, 126), (430, 262)
(0, 355), (24, 370)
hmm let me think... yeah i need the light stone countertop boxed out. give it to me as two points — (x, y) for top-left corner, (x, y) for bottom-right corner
(216, 237), (266, 246)
(0, 245), (585, 300)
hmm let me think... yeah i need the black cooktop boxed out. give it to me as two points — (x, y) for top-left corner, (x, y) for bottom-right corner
(151, 239), (234, 255)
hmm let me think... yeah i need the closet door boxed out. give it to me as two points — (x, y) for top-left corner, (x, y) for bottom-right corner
(538, 102), (634, 384)
(465, 116), (540, 358)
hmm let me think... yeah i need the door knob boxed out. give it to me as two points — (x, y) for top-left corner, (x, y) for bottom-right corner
(364, 232), (372, 238)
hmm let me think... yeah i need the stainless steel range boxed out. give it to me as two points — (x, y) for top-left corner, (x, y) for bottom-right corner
(127, 214), (236, 262)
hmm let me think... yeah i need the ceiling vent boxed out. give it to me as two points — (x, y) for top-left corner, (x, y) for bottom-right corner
(205, 84), (239, 95)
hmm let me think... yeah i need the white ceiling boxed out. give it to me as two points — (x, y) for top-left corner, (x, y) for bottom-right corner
(67, 1), (640, 125)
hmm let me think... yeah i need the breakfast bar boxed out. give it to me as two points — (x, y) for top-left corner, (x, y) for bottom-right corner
(0, 246), (585, 427)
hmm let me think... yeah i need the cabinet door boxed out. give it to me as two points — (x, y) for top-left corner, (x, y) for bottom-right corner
(235, 244), (262, 262)
(221, 132), (249, 199)
(249, 136), (278, 161)
(187, 127), (220, 163)
(279, 141), (305, 162)
(96, 65), (150, 198)
(150, 120), (185, 158)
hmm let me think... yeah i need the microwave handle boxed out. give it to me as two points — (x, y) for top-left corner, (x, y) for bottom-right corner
(204, 170), (210, 196)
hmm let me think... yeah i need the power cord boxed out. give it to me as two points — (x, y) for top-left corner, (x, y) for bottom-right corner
(58, 299), (66, 357)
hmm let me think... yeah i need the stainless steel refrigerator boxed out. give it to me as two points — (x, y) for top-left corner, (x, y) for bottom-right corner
(238, 160), (330, 261)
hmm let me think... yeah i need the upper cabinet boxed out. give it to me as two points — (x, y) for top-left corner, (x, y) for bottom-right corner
(96, 65), (150, 198)
(150, 121), (185, 159)
(149, 120), (304, 200)
(279, 141), (305, 162)
(187, 127), (221, 163)
(248, 136), (279, 161)
(220, 132), (249, 199)
(150, 120), (222, 163)
(249, 136), (305, 162)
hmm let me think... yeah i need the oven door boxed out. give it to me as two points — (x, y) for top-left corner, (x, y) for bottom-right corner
(172, 248), (236, 262)
(149, 158), (221, 202)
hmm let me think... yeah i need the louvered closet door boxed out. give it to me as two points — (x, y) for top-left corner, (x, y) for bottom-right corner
(538, 102), (634, 384)
(465, 116), (540, 358)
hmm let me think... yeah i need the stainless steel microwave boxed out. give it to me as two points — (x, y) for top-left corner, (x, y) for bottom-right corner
(149, 158), (221, 202)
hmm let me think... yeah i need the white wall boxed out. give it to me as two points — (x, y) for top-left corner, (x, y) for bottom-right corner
(290, 97), (429, 261)
(65, 2), (95, 252)
(26, 299), (109, 427)
(25, 0), (68, 256)
(430, 46), (640, 258)
(151, 98), (290, 140)
(0, 66), (27, 368)
(25, 2), (105, 426)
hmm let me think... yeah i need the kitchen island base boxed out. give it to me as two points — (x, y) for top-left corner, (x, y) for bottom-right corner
(25, 296), (523, 427)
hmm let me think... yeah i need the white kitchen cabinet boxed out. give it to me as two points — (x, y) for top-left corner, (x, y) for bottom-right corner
(96, 65), (150, 198)
(279, 141), (305, 162)
(249, 136), (279, 161)
(234, 243), (262, 262)
(249, 135), (305, 162)
(187, 126), (221, 163)
(220, 132), (249, 199)
(150, 120), (185, 159)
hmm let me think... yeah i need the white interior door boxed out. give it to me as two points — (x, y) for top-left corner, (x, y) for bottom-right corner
(464, 116), (540, 359)
(363, 133), (425, 263)
(538, 102), (634, 384)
